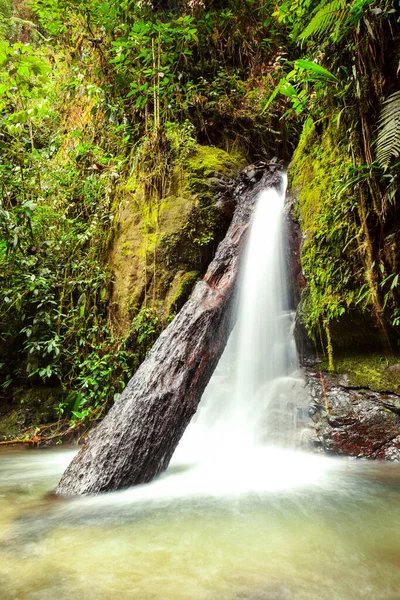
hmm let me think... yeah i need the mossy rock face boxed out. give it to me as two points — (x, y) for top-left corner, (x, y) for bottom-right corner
(108, 144), (245, 334)
(186, 146), (244, 179)
(0, 388), (63, 440)
(289, 118), (352, 234)
(319, 353), (400, 394)
(165, 270), (200, 317)
(0, 410), (20, 440)
(288, 118), (385, 358)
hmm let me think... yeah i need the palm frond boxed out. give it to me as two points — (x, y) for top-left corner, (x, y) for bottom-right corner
(376, 91), (400, 169)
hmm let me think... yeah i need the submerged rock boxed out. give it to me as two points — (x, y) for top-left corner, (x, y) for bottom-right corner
(305, 369), (400, 460)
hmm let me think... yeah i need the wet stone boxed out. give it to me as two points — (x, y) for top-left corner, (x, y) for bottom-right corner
(304, 369), (400, 461)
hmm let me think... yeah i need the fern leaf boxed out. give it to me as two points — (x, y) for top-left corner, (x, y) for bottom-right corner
(376, 91), (400, 169)
(299, 0), (348, 40)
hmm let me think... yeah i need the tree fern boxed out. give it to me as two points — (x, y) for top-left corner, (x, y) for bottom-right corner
(299, 0), (348, 41)
(299, 0), (372, 42)
(376, 91), (400, 169)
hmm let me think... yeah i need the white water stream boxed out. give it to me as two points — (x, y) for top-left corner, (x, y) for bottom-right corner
(176, 174), (303, 454)
(157, 174), (317, 498)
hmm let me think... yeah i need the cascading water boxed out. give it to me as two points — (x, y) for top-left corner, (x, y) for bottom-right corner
(174, 174), (308, 456)
(157, 175), (317, 496)
(194, 173), (303, 448)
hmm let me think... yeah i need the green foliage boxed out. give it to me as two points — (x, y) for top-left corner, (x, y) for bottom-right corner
(131, 307), (161, 359)
(110, 15), (199, 121)
(299, 0), (349, 41)
(0, 41), (50, 127)
(289, 119), (362, 341)
(277, 0), (376, 42)
(0, 0), (13, 41)
(294, 59), (338, 82)
(376, 91), (400, 170)
(29, 0), (289, 157)
(263, 58), (339, 116)
(0, 35), (137, 423)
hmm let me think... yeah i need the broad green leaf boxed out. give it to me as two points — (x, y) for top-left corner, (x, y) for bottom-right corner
(295, 59), (338, 82)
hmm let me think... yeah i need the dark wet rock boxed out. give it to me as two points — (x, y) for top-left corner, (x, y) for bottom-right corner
(208, 172), (237, 218)
(284, 197), (315, 367)
(305, 369), (400, 460)
(241, 160), (283, 185)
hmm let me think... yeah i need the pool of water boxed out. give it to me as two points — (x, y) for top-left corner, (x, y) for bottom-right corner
(1, 447), (400, 600)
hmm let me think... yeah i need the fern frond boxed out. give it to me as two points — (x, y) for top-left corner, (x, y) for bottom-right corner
(376, 91), (400, 169)
(299, 0), (348, 40)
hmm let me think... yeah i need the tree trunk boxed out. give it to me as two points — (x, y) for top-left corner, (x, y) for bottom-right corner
(56, 165), (283, 495)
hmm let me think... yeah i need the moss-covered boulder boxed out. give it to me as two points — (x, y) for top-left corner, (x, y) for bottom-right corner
(319, 353), (400, 394)
(306, 366), (400, 461)
(108, 144), (245, 335)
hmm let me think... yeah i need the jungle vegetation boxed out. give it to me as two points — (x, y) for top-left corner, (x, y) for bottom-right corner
(0, 0), (399, 439)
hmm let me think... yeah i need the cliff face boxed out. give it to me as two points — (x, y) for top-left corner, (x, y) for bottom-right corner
(288, 120), (390, 359)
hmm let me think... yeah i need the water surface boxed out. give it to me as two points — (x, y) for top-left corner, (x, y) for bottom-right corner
(1, 447), (400, 600)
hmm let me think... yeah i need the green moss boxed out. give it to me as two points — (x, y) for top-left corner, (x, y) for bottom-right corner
(289, 118), (351, 235)
(16, 388), (62, 423)
(186, 145), (244, 179)
(166, 270), (200, 316)
(0, 388), (63, 440)
(320, 353), (400, 393)
(120, 241), (132, 257)
(158, 192), (192, 234)
(109, 144), (244, 332)
(289, 118), (364, 355)
(0, 411), (20, 440)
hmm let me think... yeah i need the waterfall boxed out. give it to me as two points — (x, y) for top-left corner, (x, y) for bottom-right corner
(225, 172), (299, 447)
(169, 176), (312, 484)
(75, 176), (326, 502)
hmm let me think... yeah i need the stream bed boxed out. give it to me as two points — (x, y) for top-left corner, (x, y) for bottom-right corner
(1, 447), (400, 600)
